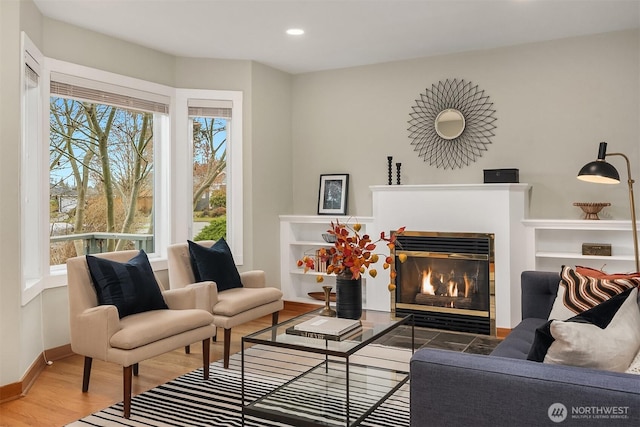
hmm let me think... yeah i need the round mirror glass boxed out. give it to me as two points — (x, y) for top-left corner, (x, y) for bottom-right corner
(434, 108), (465, 140)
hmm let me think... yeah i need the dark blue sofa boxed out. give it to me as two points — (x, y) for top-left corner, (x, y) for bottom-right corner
(410, 271), (640, 426)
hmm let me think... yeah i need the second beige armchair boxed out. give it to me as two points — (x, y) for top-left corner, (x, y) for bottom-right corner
(167, 240), (283, 368)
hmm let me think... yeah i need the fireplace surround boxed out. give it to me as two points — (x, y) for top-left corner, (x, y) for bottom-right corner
(392, 231), (496, 335)
(368, 184), (530, 332)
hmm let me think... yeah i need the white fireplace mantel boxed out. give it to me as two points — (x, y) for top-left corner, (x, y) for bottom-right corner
(368, 184), (531, 330)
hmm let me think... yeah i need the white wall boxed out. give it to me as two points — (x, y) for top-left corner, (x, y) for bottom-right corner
(0, 0), (26, 389)
(291, 30), (640, 221)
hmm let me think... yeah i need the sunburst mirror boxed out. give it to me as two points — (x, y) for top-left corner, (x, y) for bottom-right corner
(408, 79), (497, 169)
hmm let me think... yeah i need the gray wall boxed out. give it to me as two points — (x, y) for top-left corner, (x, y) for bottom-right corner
(291, 30), (640, 220)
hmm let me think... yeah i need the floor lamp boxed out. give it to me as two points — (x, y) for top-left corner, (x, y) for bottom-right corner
(577, 142), (640, 272)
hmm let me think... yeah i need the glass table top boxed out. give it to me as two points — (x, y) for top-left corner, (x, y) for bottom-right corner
(242, 308), (412, 357)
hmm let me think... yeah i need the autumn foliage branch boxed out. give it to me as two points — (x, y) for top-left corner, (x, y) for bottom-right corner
(297, 219), (407, 291)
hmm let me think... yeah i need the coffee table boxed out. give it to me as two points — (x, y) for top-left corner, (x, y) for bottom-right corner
(241, 309), (414, 426)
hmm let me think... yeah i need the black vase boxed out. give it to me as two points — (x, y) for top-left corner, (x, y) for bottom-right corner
(335, 273), (362, 319)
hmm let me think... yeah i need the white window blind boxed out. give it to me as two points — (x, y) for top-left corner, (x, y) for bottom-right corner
(25, 64), (39, 87)
(188, 99), (232, 119)
(50, 72), (169, 114)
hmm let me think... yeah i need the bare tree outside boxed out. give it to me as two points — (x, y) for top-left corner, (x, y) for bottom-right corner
(49, 97), (155, 264)
(192, 116), (228, 241)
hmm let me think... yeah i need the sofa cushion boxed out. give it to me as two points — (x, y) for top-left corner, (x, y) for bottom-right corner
(528, 287), (640, 372)
(490, 317), (547, 359)
(548, 265), (639, 320)
(188, 238), (243, 292)
(86, 249), (168, 319)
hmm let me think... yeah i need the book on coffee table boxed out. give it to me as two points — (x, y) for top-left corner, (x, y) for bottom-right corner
(286, 316), (362, 340)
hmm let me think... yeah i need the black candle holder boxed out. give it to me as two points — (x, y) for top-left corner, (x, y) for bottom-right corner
(387, 156), (393, 185)
(396, 163), (402, 185)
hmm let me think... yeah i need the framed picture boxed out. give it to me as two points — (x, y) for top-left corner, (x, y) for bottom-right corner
(318, 174), (349, 215)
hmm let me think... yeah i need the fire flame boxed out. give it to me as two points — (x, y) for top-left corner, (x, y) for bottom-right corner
(447, 280), (458, 297)
(421, 269), (462, 297)
(421, 269), (435, 295)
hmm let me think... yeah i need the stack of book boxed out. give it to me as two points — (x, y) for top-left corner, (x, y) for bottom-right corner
(286, 316), (362, 341)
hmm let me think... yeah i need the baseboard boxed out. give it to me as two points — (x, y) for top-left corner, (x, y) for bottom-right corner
(283, 300), (321, 311)
(0, 343), (73, 403)
(496, 327), (511, 339)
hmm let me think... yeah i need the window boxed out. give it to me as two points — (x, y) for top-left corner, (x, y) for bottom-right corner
(19, 56), (243, 304)
(189, 101), (231, 241)
(48, 72), (169, 266)
(176, 91), (243, 264)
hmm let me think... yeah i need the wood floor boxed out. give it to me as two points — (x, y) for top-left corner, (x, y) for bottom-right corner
(0, 304), (314, 427)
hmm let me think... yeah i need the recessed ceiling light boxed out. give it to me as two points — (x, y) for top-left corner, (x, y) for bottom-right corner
(286, 28), (305, 36)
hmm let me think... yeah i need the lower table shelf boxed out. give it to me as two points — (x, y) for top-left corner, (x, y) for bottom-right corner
(243, 359), (409, 427)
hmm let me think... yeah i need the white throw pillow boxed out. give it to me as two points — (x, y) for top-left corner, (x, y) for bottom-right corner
(544, 287), (640, 372)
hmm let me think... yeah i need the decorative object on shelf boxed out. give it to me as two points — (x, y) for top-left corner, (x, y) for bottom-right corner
(577, 141), (639, 271)
(396, 163), (402, 185)
(319, 286), (336, 317)
(336, 272), (362, 319)
(581, 243), (612, 256)
(573, 202), (611, 220)
(318, 174), (349, 215)
(408, 78), (497, 169)
(387, 156), (393, 185)
(321, 233), (337, 243)
(483, 168), (519, 184)
(307, 291), (336, 302)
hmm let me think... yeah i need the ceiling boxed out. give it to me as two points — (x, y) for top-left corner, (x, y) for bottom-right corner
(33, 0), (640, 74)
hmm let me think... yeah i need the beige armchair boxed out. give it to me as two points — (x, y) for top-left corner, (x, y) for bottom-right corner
(67, 250), (217, 419)
(167, 241), (284, 368)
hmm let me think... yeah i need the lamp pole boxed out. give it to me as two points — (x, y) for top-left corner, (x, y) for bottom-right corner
(606, 152), (640, 272)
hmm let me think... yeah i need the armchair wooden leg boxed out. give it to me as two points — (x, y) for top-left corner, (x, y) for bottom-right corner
(202, 338), (210, 380)
(123, 365), (133, 419)
(272, 311), (280, 325)
(223, 328), (232, 369)
(185, 345), (191, 354)
(133, 363), (139, 376)
(82, 357), (92, 392)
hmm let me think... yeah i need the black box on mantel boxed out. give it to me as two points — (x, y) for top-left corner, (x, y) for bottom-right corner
(483, 168), (519, 184)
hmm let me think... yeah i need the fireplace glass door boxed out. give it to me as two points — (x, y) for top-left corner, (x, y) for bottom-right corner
(393, 232), (495, 335)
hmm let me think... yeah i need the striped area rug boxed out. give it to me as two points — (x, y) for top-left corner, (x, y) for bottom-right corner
(67, 344), (411, 426)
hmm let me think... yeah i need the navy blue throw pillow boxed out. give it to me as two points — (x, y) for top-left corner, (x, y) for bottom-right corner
(188, 239), (243, 292)
(86, 250), (168, 318)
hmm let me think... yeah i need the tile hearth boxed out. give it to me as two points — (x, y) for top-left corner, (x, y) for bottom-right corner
(374, 325), (501, 355)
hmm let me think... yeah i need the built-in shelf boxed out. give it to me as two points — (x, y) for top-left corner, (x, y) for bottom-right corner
(280, 215), (373, 303)
(523, 219), (639, 273)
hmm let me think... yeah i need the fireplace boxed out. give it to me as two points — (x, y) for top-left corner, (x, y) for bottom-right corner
(392, 231), (496, 335)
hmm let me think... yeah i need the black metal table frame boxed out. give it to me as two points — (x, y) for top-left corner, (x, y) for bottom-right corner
(241, 310), (414, 427)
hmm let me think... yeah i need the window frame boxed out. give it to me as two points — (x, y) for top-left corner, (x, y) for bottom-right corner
(20, 32), (47, 305)
(175, 89), (244, 264)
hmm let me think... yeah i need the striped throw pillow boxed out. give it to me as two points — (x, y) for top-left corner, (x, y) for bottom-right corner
(547, 265), (640, 320)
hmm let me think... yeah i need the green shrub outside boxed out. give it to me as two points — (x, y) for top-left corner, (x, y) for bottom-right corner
(194, 216), (227, 241)
(210, 190), (226, 208)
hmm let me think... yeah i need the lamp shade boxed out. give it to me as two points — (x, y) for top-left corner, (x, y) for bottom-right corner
(577, 160), (620, 184)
